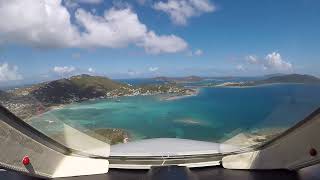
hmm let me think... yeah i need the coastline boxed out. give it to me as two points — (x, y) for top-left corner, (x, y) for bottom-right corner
(160, 88), (200, 101)
(24, 87), (198, 120)
(47, 104), (66, 112)
(223, 127), (287, 148)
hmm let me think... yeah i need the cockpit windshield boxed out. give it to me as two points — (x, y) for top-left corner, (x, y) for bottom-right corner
(1, 0), (320, 158)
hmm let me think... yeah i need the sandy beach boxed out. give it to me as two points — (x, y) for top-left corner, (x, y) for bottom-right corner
(223, 127), (286, 148)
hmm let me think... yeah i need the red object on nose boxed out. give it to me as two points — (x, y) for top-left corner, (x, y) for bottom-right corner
(22, 156), (30, 165)
(309, 148), (317, 157)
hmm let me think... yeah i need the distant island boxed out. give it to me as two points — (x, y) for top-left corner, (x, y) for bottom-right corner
(215, 74), (320, 87)
(153, 76), (204, 83)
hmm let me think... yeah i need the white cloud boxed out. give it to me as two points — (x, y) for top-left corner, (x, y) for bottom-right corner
(141, 31), (188, 54)
(0, 63), (23, 82)
(127, 69), (140, 76)
(264, 52), (292, 71)
(0, 0), (188, 54)
(154, 0), (215, 25)
(64, 0), (79, 9)
(187, 49), (203, 56)
(75, 8), (147, 48)
(149, 67), (159, 72)
(242, 52), (293, 73)
(194, 49), (203, 56)
(236, 65), (245, 71)
(53, 66), (76, 74)
(0, 0), (80, 48)
(246, 55), (258, 64)
(88, 67), (94, 73)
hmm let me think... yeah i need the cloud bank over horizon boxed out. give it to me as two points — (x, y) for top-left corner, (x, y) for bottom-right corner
(0, 63), (23, 82)
(237, 52), (293, 74)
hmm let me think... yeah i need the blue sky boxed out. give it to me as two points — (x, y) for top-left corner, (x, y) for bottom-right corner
(0, 0), (320, 86)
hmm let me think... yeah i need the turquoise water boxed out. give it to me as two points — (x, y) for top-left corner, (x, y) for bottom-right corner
(31, 84), (320, 142)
